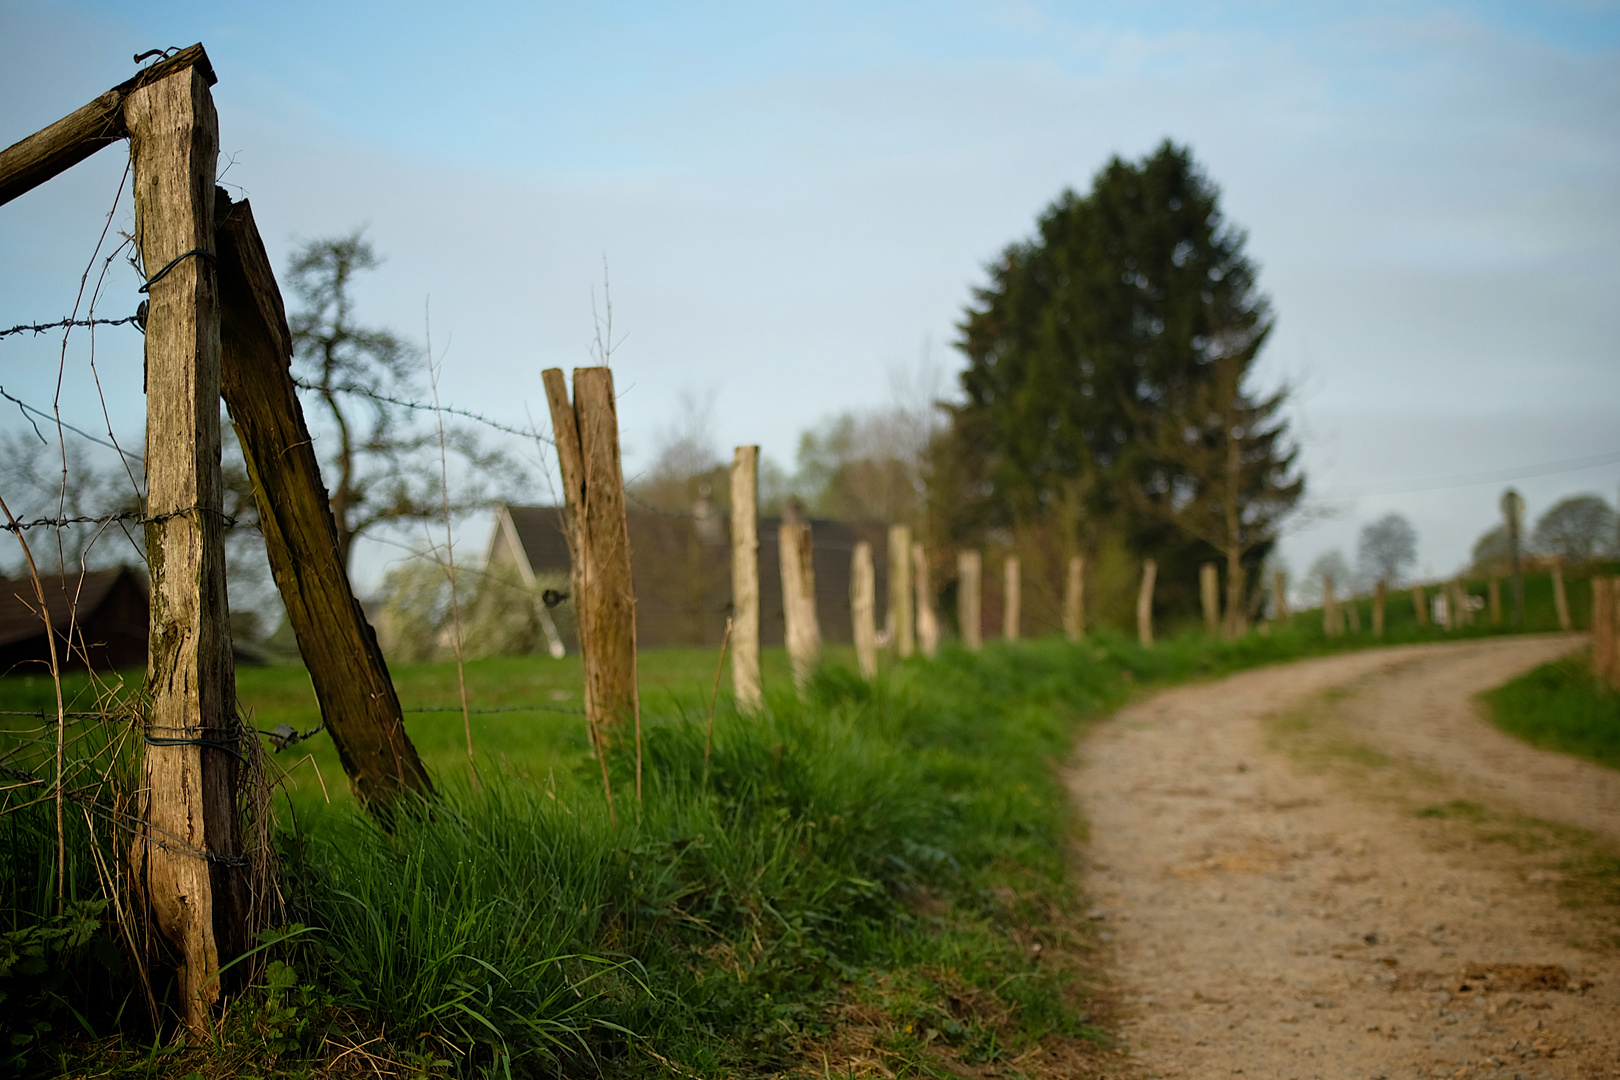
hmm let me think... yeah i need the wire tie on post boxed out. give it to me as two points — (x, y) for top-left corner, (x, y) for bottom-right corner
(138, 249), (215, 294)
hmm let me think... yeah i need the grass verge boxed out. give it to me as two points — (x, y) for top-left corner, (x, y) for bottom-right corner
(1481, 650), (1620, 770)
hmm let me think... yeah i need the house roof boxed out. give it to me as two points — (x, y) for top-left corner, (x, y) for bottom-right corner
(0, 566), (145, 649)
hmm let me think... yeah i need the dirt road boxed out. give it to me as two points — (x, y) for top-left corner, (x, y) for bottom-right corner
(1070, 637), (1619, 1079)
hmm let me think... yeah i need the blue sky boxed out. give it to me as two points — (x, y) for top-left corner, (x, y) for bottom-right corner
(2, 0), (1618, 594)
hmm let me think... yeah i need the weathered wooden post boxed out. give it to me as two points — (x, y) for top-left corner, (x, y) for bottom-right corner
(1137, 558), (1157, 647)
(1063, 554), (1085, 641)
(1413, 583), (1430, 628)
(1502, 488), (1525, 630)
(1003, 555), (1021, 642)
(730, 447), (761, 711)
(958, 550), (982, 652)
(216, 195), (432, 814)
(1592, 578), (1614, 685)
(851, 541), (878, 680)
(1323, 574), (1340, 637)
(888, 524), (914, 658)
(544, 368), (639, 806)
(1551, 560), (1571, 632)
(1372, 581), (1386, 638)
(779, 513), (820, 698)
(1225, 564), (1248, 638)
(1200, 562), (1219, 635)
(1273, 570), (1290, 624)
(913, 543), (939, 659)
(127, 54), (247, 1033)
(1489, 576), (1502, 627)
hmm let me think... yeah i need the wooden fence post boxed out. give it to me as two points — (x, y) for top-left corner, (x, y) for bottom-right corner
(1552, 560), (1571, 632)
(543, 368), (639, 804)
(913, 543), (939, 659)
(127, 59), (246, 1034)
(888, 524), (914, 658)
(851, 541), (878, 679)
(1200, 562), (1219, 634)
(1373, 581), (1386, 638)
(1489, 577), (1502, 627)
(1063, 554), (1085, 641)
(779, 515), (820, 698)
(1137, 558), (1156, 647)
(958, 550), (982, 652)
(1413, 583), (1430, 627)
(1003, 555), (1021, 642)
(1323, 575), (1340, 637)
(1592, 578), (1614, 685)
(729, 447), (761, 711)
(1273, 570), (1290, 624)
(215, 194), (432, 815)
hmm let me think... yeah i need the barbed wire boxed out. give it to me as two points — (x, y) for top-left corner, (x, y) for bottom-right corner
(0, 315), (143, 340)
(0, 505), (237, 534)
(292, 377), (555, 445)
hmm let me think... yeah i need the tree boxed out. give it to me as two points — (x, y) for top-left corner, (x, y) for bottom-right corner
(288, 231), (522, 570)
(1532, 494), (1615, 564)
(1304, 549), (1351, 608)
(1357, 513), (1417, 587)
(942, 140), (1300, 626)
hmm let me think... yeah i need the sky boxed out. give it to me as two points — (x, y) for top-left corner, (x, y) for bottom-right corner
(2, 0), (1617, 597)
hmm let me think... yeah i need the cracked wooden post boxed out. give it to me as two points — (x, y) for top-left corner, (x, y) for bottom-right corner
(1200, 562), (1219, 635)
(127, 55), (247, 1035)
(1551, 560), (1571, 632)
(914, 542), (939, 659)
(729, 447), (761, 711)
(888, 524), (913, 658)
(1137, 558), (1156, 647)
(1003, 555), (1021, 642)
(779, 511), (820, 698)
(216, 194), (432, 815)
(958, 550), (982, 652)
(1063, 554), (1085, 642)
(851, 541), (878, 680)
(1373, 581), (1386, 638)
(544, 368), (639, 805)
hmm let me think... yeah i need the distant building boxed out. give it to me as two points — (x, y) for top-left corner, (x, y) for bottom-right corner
(0, 566), (149, 674)
(485, 503), (895, 650)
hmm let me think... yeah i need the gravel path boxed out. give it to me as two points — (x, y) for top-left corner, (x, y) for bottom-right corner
(1070, 637), (1618, 1080)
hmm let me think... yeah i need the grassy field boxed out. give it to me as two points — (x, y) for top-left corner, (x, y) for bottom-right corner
(1483, 650), (1620, 771)
(0, 613), (1570, 1078)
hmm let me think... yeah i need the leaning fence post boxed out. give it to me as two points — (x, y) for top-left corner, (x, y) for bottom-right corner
(127, 56), (247, 1034)
(1200, 562), (1219, 635)
(1551, 560), (1571, 632)
(1373, 581), (1386, 638)
(1003, 555), (1021, 642)
(958, 550), (982, 652)
(779, 512), (820, 698)
(888, 524), (914, 658)
(543, 367), (639, 808)
(913, 542), (939, 659)
(1137, 558), (1157, 647)
(851, 541), (878, 679)
(1063, 554), (1085, 641)
(729, 447), (761, 711)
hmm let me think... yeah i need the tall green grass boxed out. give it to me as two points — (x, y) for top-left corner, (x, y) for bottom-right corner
(1482, 651), (1620, 770)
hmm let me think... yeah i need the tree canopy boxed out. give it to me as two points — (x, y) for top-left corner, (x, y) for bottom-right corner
(1532, 494), (1615, 564)
(1358, 513), (1418, 586)
(937, 140), (1301, 627)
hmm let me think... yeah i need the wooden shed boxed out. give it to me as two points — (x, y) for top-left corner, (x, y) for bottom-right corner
(0, 566), (149, 675)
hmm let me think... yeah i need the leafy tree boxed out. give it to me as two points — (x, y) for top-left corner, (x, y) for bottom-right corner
(1531, 494), (1615, 564)
(288, 231), (522, 571)
(1303, 549), (1351, 608)
(1357, 513), (1418, 587)
(941, 140), (1300, 624)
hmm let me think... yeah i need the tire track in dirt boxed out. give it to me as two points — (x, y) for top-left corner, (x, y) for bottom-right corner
(1069, 637), (1618, 1079)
